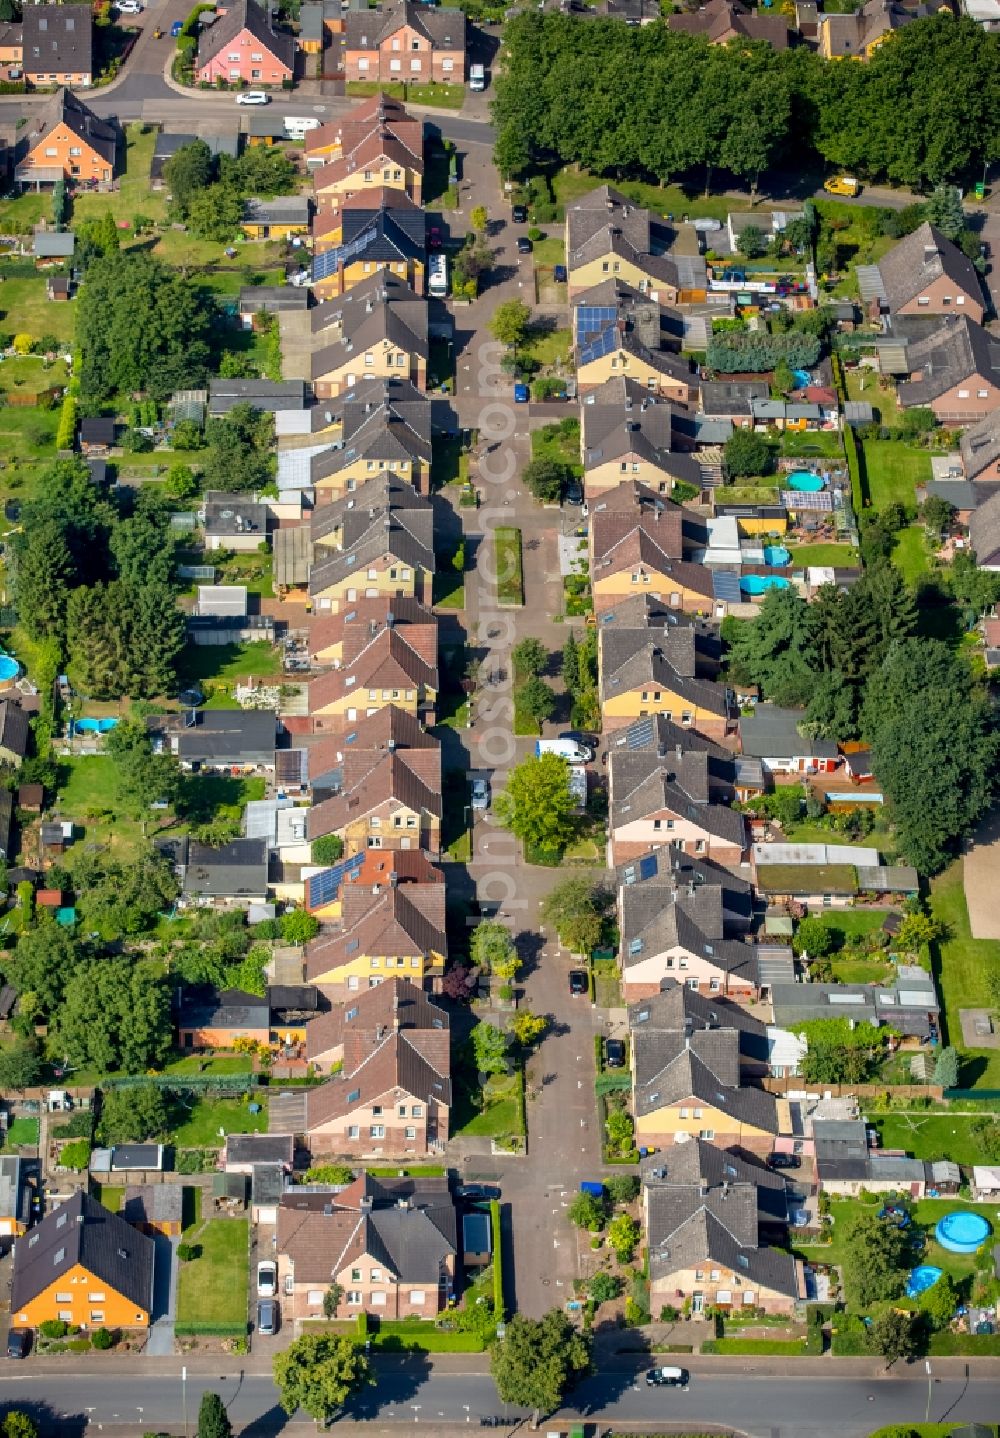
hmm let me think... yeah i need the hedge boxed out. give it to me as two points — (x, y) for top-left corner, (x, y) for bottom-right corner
(701, 1337), (808, 1355)
(55, 393), (78, 450)
(174, 1322), (248, 1337)
(179, 2), (214, 37)
(490, 1198), (504, 1320)
(102, 1074), (259, 1092)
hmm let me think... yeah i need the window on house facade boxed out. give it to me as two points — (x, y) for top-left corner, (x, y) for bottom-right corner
(410, 1290), (426, 1304)
(371, 1291), (387, 1305)
(347, 1124), (360, 1137)
(370, 1124), (385, 1138)
(405, 1126), (416, 1139)
(347, 1291), (362, 1305)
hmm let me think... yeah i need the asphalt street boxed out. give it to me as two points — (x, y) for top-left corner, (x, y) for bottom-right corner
(0, 1361), (998, 1436)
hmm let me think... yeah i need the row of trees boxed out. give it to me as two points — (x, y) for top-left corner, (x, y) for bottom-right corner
(163, 139), (297, 243)
(494, 14), (1000, 191)
(724, 578), (999, 872)
(11, 462), (186, 697)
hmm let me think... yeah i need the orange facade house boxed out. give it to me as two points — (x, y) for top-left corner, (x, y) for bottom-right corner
(16, 88), (115, 188)
(12, 1191), (155, 1330)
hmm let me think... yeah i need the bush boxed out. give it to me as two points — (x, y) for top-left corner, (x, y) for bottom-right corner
(39, 1320), (69, 1339)
(91, 1327), (114, 1350)
(176, 1242), (199, 1263)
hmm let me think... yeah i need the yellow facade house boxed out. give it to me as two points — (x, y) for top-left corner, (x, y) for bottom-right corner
(305, 882), (447, 990)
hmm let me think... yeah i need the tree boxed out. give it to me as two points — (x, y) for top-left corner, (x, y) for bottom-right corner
(96, 1083), (174, 1146)
(895, 912), (940, 951)
(567, 1190), (606, 1231)
(54, 959), (172, 1075)
(489, 299), (532, 349)
(196, 1393), (232, 1438)
(442, 963), (476, 1001)
(3, 1415), (38, 1438)
(921, 493), (955, 542)
(516, 675), (556, 725)
(164, 140), (215, 219)
(934, 1045), (959, 1089)
(494, 753), (577, 855)
(188, 183), (244, 244)
(280, 910), (320, 944)
(9, 922), (88, 1018)
(470, 920), (518, 975)
(202, 404), (275, 493)
(273, 1333), (370, 1425)
(926, 184), (965, 240)
(541, 878), (607, 955)
(510, 1008), (548, 1049)
(470, 204), (489, 232)
(322, 1282), (344, 1319)
(490, 1310), (590, 1425)
(587, 1271), (621, 1304)
(0, 1040), (42, 1092)
(312, 834), (344, 865)
(234, 145), (297, 197)
(796, 1017), (889, 1086)
(470, 1020), (509, 1076)
(841, 1209), (909, 1307)
(736, 224), (766, 259)
(11, 517), (76, 645)
(792, 916), (836, 959)
(866, 1308), (920, 1368)
(919, 1272), (958, 1330)
(522, 458), (569, 502)
(512, 636), (547, 678)
(605, 1174), (640, 1204)
(607, 1213), (640, 1262)
(724, 429), (774, 479)
(105, 721), (182, 818)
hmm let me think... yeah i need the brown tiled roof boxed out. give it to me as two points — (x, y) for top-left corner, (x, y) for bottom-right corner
(306, 974), (447, 1061)
(344, 0), (466, 53)
(307, 628), (438, 713)
(305, 1026), (451, 1128)
(306, 94), (424, 166)
(306, 703), (437, 781)
(878, 222), (983, 316)
(313, 129), (425, 192)
(309, 594), (433, 657)
(667, 0), (789, 47)
(592, 517), (683, 570)
(305, 883), (447, 979)
(307, 746), (442, 838)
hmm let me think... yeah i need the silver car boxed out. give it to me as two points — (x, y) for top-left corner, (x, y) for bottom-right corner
(471, 777), (490, 811)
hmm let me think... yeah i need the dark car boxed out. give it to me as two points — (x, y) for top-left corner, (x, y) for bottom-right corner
(456, 1183), (502, 1201)
(564, 477), (584, 506)
(512, 204), (528, 223)
(6, 1329), (30, 1360)
(769, 1152), (801, 1170)
(516, 236), (533, 255)
(428, 225), (443, 250)
(569, 969), (588, 996)
(646, 1365), (689, 1388)
(553, 263), (567, 282)
(256, 1299), (279, 1336)
(605, 1039), (625, 1069)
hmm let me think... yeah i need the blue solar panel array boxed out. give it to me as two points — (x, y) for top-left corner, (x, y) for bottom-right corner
(626, 716), (655, 749)
(712, 570), (742, 603)
(575, 305), (618, 366)
(311, 221), (379, 283)
(306, 852), (365, 909)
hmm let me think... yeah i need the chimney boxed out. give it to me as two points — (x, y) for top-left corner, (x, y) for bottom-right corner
(360, 1195), (374, 1212)
(386, 611), (395, 628)
(389, 871), (399, 888)
(387, 738), (396, 752)
(376, 1023), (385, 1040)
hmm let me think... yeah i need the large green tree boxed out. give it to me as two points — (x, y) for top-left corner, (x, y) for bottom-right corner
(96, 1082), (175, 1145)
(494, 752), (577, 855)
(490, 1310), (591, 1425)
(273, 1333), (370, 1425)
(164, 140), (215, 219)
(104, 721), (183, 819)
(840, 1208), (909, 1307)
(541, 877), (609, 955)
(52, 958), (172, 1074)
(202, 403), (276, 493)
(196, 1392), (233, 1438)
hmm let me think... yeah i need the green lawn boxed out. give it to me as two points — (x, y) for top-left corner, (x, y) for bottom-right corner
(3, 1117), (39, 1147)
(176, 1215), (249, 1332)
(780, 430), (844, 460)
(0, 275), (77, 346)
(861, 439), (932, 511)
(550, 168), (733, 223)
(162, 1053), (254, 1076)
(441, 771), (472, 861)
(891, 524), (930, 582)
(0, 191), (50, 236)
(531, 417), (582, 476)
(73, 125), (167, 230)
(433, 569), (465, 609)
(845, 365), (899, 427)
(786, 543), (858, 567)
(494, 527), (524, 606)
(452, 1070), (525, 1140)
(869, 1114), (996, 1169)
(407, 81), (465, 109)
(171, 1095), (268, 1149)
(523, 325), (571, 371)
(55, 755), (145, 858)
(531, 234), (566, 269)
(177, 641), (283, 690)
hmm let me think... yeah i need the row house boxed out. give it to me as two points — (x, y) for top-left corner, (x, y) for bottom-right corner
(306, 93), (424, 169)
(310, 379), (433, 502)
(312, 192), (426, 300)
(305, 880), (446, 991)
(310, 275), (428, 398)
(574, 281), (695, 405)
(305, 842), (442, 921)
(566, 185), (680, 301)
(599, 611), (732, 735)
(341, 0), (466, 85)
(581, 375), (703, 500)
(309, 480), (434, 614)
(307, 605), (438, 728)
(313, 128), (424, 210)
(608, 746), (750, 870)
(195, 0), (294, 87)
(307, 726), (442, 857)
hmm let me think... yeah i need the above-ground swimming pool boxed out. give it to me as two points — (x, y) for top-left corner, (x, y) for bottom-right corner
(0, 653), (19, 692)
(71, 717), (120, 736)
(793, 370), (811, 388)
(741, 575), (791, 596)
(786, 470), (826, 493)
(763, 545), (791, 567)
(906, 1265), (943, 1298)
(935, 1211), (992, 1254)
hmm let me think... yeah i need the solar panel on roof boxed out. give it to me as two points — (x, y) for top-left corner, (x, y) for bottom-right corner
(311, 220), (380, 283)
(626, 716), (655, 749)
(579, 323), (619, 368)
(575, 305), (616, 344)
(638, 854), (658, 880)
(780, 489), (833, 512)
(711, 570), (742, 603)
(307, 852), (364, 908)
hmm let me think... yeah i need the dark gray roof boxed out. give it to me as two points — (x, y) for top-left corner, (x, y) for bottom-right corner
(970, 489), (1000, 564)
(268, 984), (319, 1012)
(700, 380), (769, 417)
(12, 1190), (154, 1316)
(632, 1026), (778, 1131)
(311, 276), (428, 381)
(313, 380), (431, 482)
(309, 495), (434, 598)
(616, 844), (754, 931)
(581, 386), (701, 483)
(566, 185), (677, 289)
(240, 286), (310, 315)
(344, 0), (466, 55)
(961, 409), (1000, 482)
(33, 231), (75, 259)
(630, 979), (769, 1063)
(21, 89), (116, 170)
(111, 1144), (163, 1170)
(208, 378), (306, 416)
(80, 418), (116, 445)
(0, 1155), (29, 1229)
(226, 1133), (295, 1166)
(159, 836), (269, 899)
(601, 627), (731, 719)
(878, 221), (983, 316)
(23, 6), (93, 77)
(177, 986), (270, 1030)
(243, 197), (311, 227)
(197, 0), (295, 72)
(166, 708), (277, 766)
(610, 749), (747, 848)
(121, 1184), (184, 1226)
(204, 494), (268, 539)
(0, 701), (30, 760)
(897, 317), (1000, 407)
(740, 704), (839, 761)
(252, 1162), (287, 1206)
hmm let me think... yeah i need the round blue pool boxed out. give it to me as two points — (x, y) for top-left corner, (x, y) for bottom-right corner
(741, 575), (791, 596)
(786, 470), (826, 493)
(936, 1211), (992, 1254)
(906, 1265), (942, 1298)
(0, 653), (18, 691)
(793, 369), (811, 389)
(763, 545), (791, 567)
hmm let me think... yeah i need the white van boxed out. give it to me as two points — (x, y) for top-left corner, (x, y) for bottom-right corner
(428, 253), (448, 298)
(284, 115), (320, 139)
(469, 62), (485, 91)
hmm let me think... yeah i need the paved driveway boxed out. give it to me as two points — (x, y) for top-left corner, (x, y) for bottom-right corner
(145, 1234), (178, 1357)
(963, 807), (1000, 939)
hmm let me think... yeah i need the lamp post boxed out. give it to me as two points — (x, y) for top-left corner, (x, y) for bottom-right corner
(182, 1364), (189, 1438)
(924, 1360), (933, 1423)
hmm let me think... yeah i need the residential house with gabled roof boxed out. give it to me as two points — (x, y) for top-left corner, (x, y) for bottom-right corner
(11, 1191), (155, 1330)
(276, 1171), (456, 1320)
(581, 376), (702, 499)
(311, 469), (431, 557)
(575, 285), (695, 404)
(307, 736), (442, 857)
(590, 505), (722, 617)
(608, 746), (749, 869)
(306, 606), (438, 729)
(667, 0), (789, 46)
(313, 127), (424, 209)
(305, 93), (423, 168)
(303, 1005), (451, 1154)
(305, 974), (446, 1071)
(306, 701), (436, 789)
(23, 5), (92, 88)
(739, 704), (840, 775)
(310, 275), (428, 398)
(16, 88), (115, 188)
(305, 881), (447, 990)
(643, 1142), (804, 1316)
(630, 979), (770, 1072)
(309, 594), (435, 666)
(895, 317), (1000, 425)
(341, 0), (466, 85)
(306, 845), (442, 923)
(599, 611), (732, 736)
(818, 0), (942, 59)
(195, 0), (295, 86)
(0, 700), (30, 768)
(632, 1026), (785, 1155)
(311, 194), (426, 299)
(960, 409), (1000, 486)
(607, 708), (765, 800)
(969, 488), (1000, 569)
(311, 377), (432, 500)
(875, 222), (984, 323)
(566, 186), (680, 302)
(309, 487), (434, 613)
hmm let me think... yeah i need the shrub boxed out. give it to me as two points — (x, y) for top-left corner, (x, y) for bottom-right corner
(176, 1242), (200, 1262)
(91, 1327), (114, 1350)
(39, 1320), (69, 1339)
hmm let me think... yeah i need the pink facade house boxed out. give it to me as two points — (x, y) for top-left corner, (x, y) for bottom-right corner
(196, 0), (295, 87)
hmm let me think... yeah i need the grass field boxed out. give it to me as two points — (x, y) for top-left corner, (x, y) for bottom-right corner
(0, 275), (77, 346)
(780, 430), (844, 460)
(786, 542), (858, 567)
(453, 1069), (525, 1140)
(162, 1053), (254, 1076)
(869, 1113), (996, 1169)
(531, 234), (566, 269)
(861, 439), (932, 511)
(494, 527), (524, 606)
(55, 755), (145, 858)
(928, 861), (1000, 1085)
(551, 167), (733, 223)
(171, 1095), (268, 1149)
(531, 417), (582, 476)
(177, 641), (283, 690)
(891, 524), (930, 582)
(73, 125), (167, 230)
(523, 325), (571, 371)
(433, 568), (465, 609)
(176, 1214), (249, 1332)
(3, 1117), (39, 1147)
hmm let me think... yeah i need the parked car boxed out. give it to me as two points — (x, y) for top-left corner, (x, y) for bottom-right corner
(646, 1366), (689, 1388)
(256, 1259), (277, 1296)
(569, 969), (588, 996)
(117, 0), (142, 11)
(6, 1329), (30, 1360)
(564, 477), (584, 506)
(456, 1183), (501, 1201)
(471, 777), (490, 811)
(516, 236), (532, 255)
(428, 225), (443, 250)
(512, 204), (528, 223)
(513, 383), (530, 403)
(236, 91), (270, 105)
(557, 731), (596, 760)
(769, 1152), (801, 1170)
(553, 263), (567, 283)
(257, 1299), (279, 1336)
(605, 1039), (625, 1069)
